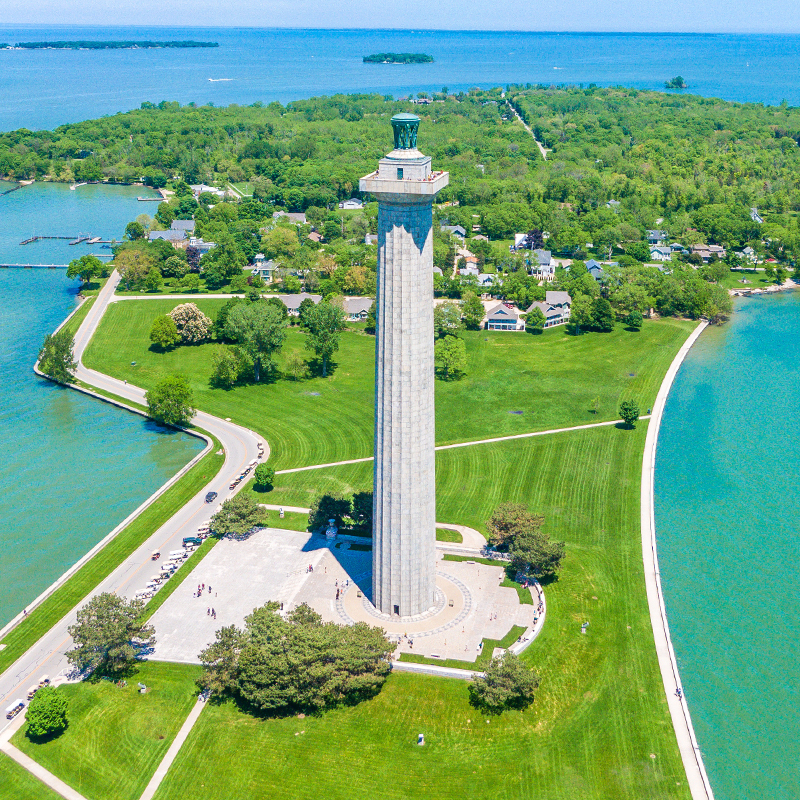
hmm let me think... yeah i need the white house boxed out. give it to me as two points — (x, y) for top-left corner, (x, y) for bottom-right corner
(343, 297), (372, 322)
(250, 254), (276, 283)
(186, 236), (215, 253)
(649, 246), (673, 262)
(647, 229), (669, 245)
(485, 302), (525, 331)
(526, 290), (572, 328)
(339, 198), (364, 210)
(532, 249), (556, 281)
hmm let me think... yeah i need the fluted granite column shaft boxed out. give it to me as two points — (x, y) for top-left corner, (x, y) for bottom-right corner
(372, 196), (437, 616)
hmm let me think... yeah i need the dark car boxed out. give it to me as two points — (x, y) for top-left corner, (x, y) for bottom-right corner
(205, 491), (218, 503)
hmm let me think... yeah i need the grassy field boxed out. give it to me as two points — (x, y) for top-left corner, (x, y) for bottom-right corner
(61, 295), (95, 337)
(0, 754), (62, 800)
(12, 662), (200, 800)
(0, 440), (223, 675)
(719, 267), (776, 290)
(84, 298), (695, 468)
(143, 423), (690, 800)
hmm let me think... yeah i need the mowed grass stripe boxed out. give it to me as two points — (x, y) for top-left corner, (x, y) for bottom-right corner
(149, 425), (690, 800)
(84, 298), (694, 469)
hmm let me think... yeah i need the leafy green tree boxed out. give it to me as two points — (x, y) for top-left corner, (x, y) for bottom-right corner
(527, 306), (546, 334)
(66, 592), (154, 674)
(210, 493), (266, 538)
(434, 335), (467, 380)
(619, 399), (640, 428)
(125, 221), (145, 240)
(26, 686), (69, 739)
(66, 254), (103, 285)
(225, 302), (288, 381)
(309, 493), (352, 530)
(303, 300), (346, 377)
(365, 300), (377, 334)
(461, 291), (486, 330)
(178, 272), (201, 292)
(210, 345), (246, 388)
(254, 463), (275, 490)
(144, 266), (163, 292)
(38, 329), (76, 384)
(510, 530), (566, 581)
(199, 603), (393, 712)
(146, 374), (196, 426)
(162, 254), (188, 279)
(213, 297), (244, 341)
(625, 310), (643, 330)
(149, 314), (180, 350)
(352, 490), (374, 532)
(591, 297), (615, 332)
(433, 301), (464, 339)
(485, 503), (544, 549)
(262, 226), (300, 261)
(468, 652), (540, 712)
(626, 242), (651, 263)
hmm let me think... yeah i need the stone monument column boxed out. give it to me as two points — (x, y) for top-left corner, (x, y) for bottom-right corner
(360, 114), (449, 616)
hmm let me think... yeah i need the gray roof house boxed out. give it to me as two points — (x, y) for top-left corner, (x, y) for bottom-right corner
(650, 246), (672, 262)
(148, 229), (186, 244)
(750, 207), (764, 224)
(441, 224), (466, 239)
(526, 290), (572, 329)
(646, 229), (669, 245)
(171, 219), (196, 233)
(586, 259), (606, 281)
(250, 254), (277, 282)
(364, 234), (378, 246)
(279, 293), (322, 316)
(343, 297), (373, 321)
(485, 302), (525, 332)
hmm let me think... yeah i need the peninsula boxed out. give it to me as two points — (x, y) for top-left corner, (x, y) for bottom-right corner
(363, 52), (433, 63)
(7, 40), (219, 50)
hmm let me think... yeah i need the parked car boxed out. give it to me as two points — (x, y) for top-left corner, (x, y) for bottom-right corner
(5, 700), (25, 720)
(183, 536), (202, 547)
(205, 491), (218, 503)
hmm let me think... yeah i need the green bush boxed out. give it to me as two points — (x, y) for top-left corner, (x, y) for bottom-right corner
(26, 686), (68, 738)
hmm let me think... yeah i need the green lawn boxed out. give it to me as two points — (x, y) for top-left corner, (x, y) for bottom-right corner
(435, 527), (463, 543)
(719, 267), (774, 290)
(0, 441), (223, 675)
(0, 754), (62, 800)
(61, 295), (95, 338)
(12, 662), (200, 800)
(84, 298), (695, 468)
(147, 423), (689, 800)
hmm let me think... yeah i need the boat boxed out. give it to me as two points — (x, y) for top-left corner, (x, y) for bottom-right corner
(208, 78), (234, 82)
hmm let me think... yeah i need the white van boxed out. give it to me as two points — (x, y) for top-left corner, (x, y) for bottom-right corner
(5, 699), (25, 719)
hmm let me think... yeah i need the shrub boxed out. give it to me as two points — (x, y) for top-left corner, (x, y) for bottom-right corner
(253, 463), (275, 489)
(469, 652), (540, 712)
(26, 687), (69, 738)
(169, 302), (212, 343)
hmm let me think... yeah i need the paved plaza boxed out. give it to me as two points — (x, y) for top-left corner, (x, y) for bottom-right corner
(148, 529), (541, 665)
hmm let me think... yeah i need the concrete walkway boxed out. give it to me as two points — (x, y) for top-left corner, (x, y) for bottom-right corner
(138, 697), (206, 800)
(276, 416), (651, 476)
(641, 320), (715, 800)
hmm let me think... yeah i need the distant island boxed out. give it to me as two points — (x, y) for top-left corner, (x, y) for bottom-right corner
(665, 76), (688, 89)
(5, 41), (218, 50)
(363, 52), (434, 64)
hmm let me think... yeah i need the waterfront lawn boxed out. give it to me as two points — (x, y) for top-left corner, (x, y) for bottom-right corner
(151, 425), (690, 800)
(61, 296), (95, 338)
(12, 661), (200, 800)
(84, 298), (695, 468)
(0, 754), (62, 800)
(0, 441), (224, 675)
(718, 267), (774, 290)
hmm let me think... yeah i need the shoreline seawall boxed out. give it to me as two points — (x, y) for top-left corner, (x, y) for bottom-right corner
(640, 319), (715, 800)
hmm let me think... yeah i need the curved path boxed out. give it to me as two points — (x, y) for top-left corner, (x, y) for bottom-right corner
(0, 272), (266, 732)
(641, 320), (715, 800)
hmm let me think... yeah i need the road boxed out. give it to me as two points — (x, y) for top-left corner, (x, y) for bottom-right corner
(0, 272), (266, 731)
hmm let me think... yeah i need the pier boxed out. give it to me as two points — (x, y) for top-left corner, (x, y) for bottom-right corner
(19, 233), (109, 245)
(20, 235), (79, 245)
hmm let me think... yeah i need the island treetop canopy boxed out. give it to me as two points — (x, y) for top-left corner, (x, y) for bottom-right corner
(391, 113), (420, 150)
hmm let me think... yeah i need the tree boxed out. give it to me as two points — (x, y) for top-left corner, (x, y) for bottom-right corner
(433, 301), (464, 339)
(168, 303), (212, 344)
(38, 329), (76, 384)
(149, 314), (180, 350)
(591, 297), (615, 332)
(297, 297), (316, 326)
(309, 493), (352, 530)
(114, 247), (155, 291)
(67, 592), (154, 674)
(144, 266), (163, 292)
(185, 245), (201, 272)
(66, 254), (103, 285)
(26, 686), (69, 739)
(461, 291), (486, 330)
(262, 226), (300, 261)
(210, 493), (266, 538)
(625, 310), (643, 330)
(567, 294), (594, 334)
(125, 221), (145, 240)
(284, 350), (310, 381)
(486, 503), (544, 549)
(225, 302), (288, 381)
(468, 652), (539, 712)
(199, 603), (393, 712)
(253, 463), (275, 490)
(619, 399), (640, 428)
(162, 254), (188, 279)
(527, 306), (546, 334)
(626, 242), (651, 263)
(210, 345), (249, 389)
(434, 335), (467, 380)
(365, 300), (377, 334)
(146, 374), (196, 426)
(179, 272), (201, 292)
(352, 490), (373, 533)
(303, 300), (346, 377)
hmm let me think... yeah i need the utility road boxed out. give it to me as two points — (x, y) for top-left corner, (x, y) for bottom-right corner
(0, 272), (266, 732)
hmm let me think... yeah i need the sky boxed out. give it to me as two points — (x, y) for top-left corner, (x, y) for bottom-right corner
(1, 0), (799, 34)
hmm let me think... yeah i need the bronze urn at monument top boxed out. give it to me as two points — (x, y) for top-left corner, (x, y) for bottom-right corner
(360, 115), (449, 618)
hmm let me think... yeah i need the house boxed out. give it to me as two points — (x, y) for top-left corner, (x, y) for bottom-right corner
(170, 219), (196, 233)
(477, 273), (495, 288)
(586, 259), (606, 282)
(250, 254), (276, 283)
(364, 234), (378, 246)
(279, 293), (322, 316)
(513, 233), (529, 250)
(441, 224), (466, 240)
(472, 234), (489, 242)
(339, 198), (364, 210)
(735, 246), (758, 264)
(343, 297), (372, 322)
(750, 207), (764, 224)
(526, 290), (572, 328)
(148, 229), (186, 248)
(647, 230), (669, 245)
(456, 247), (475, 260)
(605, 199), (621, 210)
(459, 260), (480, 277)
(186, 236), (216, 253)
(485, 302), (525, 331)
(191, 184), (226, 199)
(670, 242), (687, 253)
(307, 231), (323, 243)
(649, 246), (673, 262)
(273, 211), (307, 224)
(690, 244), (726, 263)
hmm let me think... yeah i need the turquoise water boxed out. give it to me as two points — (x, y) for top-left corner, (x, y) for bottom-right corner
(656, 293), (800, 800)
(1, 26), (800, 131)
(0, 184), (202, 628)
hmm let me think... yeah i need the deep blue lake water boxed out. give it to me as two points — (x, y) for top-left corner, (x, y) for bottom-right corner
(1, 25), (800, 131)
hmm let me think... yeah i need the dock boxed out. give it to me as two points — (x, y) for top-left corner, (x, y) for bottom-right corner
(20, 235), (77, 245)
(137, 196), (163, 201)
